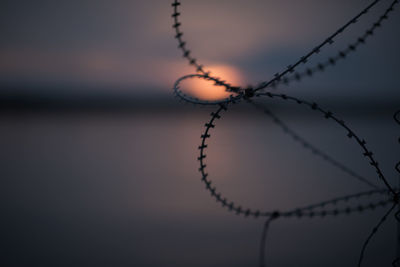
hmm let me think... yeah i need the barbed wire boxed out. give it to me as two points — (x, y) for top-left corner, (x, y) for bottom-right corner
(268, 0), (399, 89)
(257, 0), (399, 91)
(198, 98), (395, 219)
(173, 74), (241, 105)
(198, 95), (395, 200)
(395, 111), (400, 175)
(170, 1), (399, 266)
(249, 100), (381, 189)
(172, 0), (241, 93)
(196, 99), (398, 266)
(394, 208), (400, 266)
(253, 93), (395, 194)
(259, 216), (276, 267)
(358, 203), (397, 267)
(393, 110), (400, 266)
(172, 0), (399, 101)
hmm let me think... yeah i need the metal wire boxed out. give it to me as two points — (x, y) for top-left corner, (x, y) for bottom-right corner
(197, 99), (396, 219)
(394, 110), (400, 266)
(196, 99), (398, 265)
(173, 74), (242, 105)
(249, 99), (381, 190)
(259, 216), (277, 267)
(358, 203), (397, 267)
(198, 95), (395, 209)
(172, 0), (399, 97)
(170, 1), (399, 266)
(254, 93), (396, 194)
(257, 0), (400, 91)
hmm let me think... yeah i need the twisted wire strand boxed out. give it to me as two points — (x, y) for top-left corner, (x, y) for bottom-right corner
(258, 193), (395, 267)
(171, 0), (239, 93)
(285, 189), (395, 218)
(358, 203), (397, 267)
(394, 110), (400, 266)
(395, 208), (400, 267)
(259, 216), (278, 267)
(264, 0), (399, 90)
(197, 99), (396, 219)
(261, 110), (399, 266)
(254, 93), (395, 195)
(260, 196), (395, 267)
(172, 0), (397, 99)
(173, 74), (242, 105)
(395, 111), (400, 174)
(171, 1), (399, 265)
(253, 0), (395, 93)
(249, 100), (381, 189)
(198, 96), (395, 217)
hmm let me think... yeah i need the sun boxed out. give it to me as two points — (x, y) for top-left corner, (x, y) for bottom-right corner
(184, 65), (244, 101)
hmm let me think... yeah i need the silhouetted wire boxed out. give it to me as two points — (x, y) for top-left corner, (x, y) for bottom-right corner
(290, 189), (393, 215)
(396, 207), (400, 267)
(259, 215), (279, 267)
(198, 96), (395, 207)
(259, 191), (395, 266)
(258, 192), (395, 267)
(254, 93), (396, 194)
(253, 0), (397, 93)
(249, 100), (381, 189)
(395, 111), (400, 175)
(172, 0), (398, 193)
(173, 74), (241, 105)
(394, 110), (400, 266)
(170, 0), (399, 265)
(358, 203), (397, 267)
(172, 0), (242, 93)
(198, 100), (395, 220)
(258, 197), (395, 267)
(264, 0), (399, 90)
(172, 0), (398, 100)
(197, 98), (397, 265)
(172, 0), (397, 195)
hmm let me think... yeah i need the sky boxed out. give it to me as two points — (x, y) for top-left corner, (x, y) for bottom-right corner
(0, 0), (399, 101)
(0, 2), (399, 266)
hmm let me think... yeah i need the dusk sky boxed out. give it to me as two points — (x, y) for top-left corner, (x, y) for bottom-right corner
(0, 0), (399, 100)
(0, 1), (399, 266)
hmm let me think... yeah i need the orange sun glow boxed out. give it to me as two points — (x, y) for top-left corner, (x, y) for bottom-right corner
(185, 65), (244, 101)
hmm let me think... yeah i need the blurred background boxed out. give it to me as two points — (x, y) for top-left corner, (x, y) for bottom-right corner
(0, 0), (399, 266)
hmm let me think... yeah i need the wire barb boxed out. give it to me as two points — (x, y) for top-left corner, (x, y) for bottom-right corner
(249, 100), (381, 189)
(172, 0), (399, 105)
(170, 0), (399, 265)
